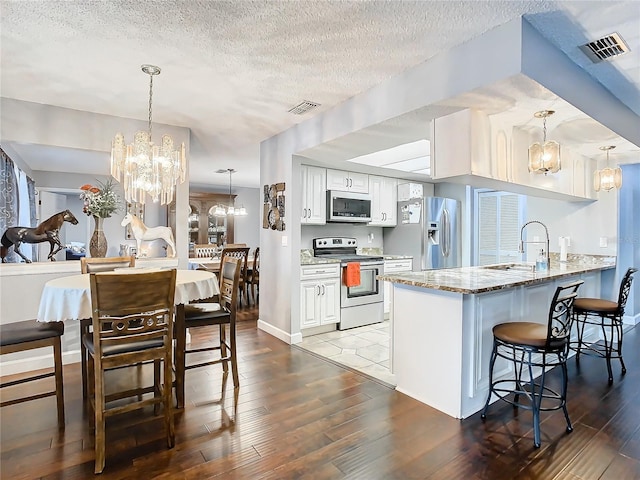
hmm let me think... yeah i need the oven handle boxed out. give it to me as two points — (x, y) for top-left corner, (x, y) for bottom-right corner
(341, 261), (384, 268)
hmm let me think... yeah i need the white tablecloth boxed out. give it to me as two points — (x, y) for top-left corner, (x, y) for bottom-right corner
(37, 269), (218, 322)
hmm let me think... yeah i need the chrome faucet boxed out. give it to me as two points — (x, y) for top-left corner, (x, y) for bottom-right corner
(519, 220), (550, 269)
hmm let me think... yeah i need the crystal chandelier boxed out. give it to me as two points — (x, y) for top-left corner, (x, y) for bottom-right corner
(594, 145), (622, 192)
(211, 169), (247, 217)
(528, 110), (561, 175)
(110, 65), (186, 205)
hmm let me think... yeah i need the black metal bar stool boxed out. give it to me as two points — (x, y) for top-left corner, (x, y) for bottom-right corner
(571, 267), (637, 384)
(0, 320), (65, 427)
(481, 280), (583, 448)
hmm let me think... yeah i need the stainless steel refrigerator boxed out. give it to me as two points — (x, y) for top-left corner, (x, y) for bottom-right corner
(383, 197), (461, 271)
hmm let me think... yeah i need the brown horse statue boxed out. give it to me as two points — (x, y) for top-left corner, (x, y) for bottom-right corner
(1, 209), (79, 263)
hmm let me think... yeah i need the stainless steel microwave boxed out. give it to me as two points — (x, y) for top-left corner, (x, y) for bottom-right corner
(326, 190), (372, 223)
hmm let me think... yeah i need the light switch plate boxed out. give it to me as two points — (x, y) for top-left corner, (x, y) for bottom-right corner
(281, 236), (288, 246)
(599, 237), (608, 247)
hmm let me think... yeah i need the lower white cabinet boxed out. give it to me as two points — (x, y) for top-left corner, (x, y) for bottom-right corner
(383, 258), (413, 317)
(300, 264), (341, 329)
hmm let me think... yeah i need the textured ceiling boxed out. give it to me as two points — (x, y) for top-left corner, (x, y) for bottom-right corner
(1, 1), (639, 188)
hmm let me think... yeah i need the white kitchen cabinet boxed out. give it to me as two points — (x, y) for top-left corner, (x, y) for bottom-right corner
(369, 175), (398, 226)
(301, 165), (326, 224)
(383, 258), (412, 317)
(300, 264), (341, 329)
(326, 169), (369, 193)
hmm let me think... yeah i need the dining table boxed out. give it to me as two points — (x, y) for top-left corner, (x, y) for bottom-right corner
(37, 268), (219, 404)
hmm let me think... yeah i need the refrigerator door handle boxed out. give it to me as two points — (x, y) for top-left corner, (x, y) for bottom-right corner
(442, 208), (450, 258)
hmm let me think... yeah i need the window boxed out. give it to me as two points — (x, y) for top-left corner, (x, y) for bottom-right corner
(475, 190), (524, 266)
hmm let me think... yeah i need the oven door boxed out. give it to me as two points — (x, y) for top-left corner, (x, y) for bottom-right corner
(341, 263), (384, 307)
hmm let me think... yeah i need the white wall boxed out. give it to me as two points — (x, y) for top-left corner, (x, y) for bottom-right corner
(526, 192), (617, 256)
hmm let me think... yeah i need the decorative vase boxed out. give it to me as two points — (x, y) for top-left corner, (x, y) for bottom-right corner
(89, 215), (108, 258)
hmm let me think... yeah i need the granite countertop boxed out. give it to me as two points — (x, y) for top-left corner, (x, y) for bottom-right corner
(379, 258), (615, 295)
(384, 255), (413, 260)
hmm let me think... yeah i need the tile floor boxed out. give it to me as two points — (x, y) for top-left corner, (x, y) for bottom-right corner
(297, 320), (396, 386)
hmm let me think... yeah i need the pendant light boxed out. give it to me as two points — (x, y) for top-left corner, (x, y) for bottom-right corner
(212, 169), (247, 216)
(528, 110), (561, 175)
(111, 65), (186, 205)
(594, 145), (622, 192)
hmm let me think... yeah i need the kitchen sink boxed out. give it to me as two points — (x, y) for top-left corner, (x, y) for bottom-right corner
(482, 263), (535, 272)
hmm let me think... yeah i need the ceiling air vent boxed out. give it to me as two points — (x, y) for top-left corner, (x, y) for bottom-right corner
(580, 32), (630, 63)
(288, 100), (320, 115)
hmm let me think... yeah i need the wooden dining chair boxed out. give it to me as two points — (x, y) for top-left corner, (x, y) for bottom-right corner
(249, 247), (260, 305)
(78, 256), (136, 398)
(0, 320), (65, 427)
(84, 269), (177, 474)
(80, 255), (136, 273)
(220, 247), (250, 307)
(175, 257), (241, 408)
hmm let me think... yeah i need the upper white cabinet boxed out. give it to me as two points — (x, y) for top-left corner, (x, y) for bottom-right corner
(301, 165), (326, 224)
(326, 169), (369, 193)
(368, 175), (398, 226)
(431, 109), (596, 202)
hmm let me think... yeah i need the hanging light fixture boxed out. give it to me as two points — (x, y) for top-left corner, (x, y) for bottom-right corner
(212, 169), (247, 216)
(528, 110), (561, 175)
(110, 64), (186, 205)
(594, 145), (622, 192)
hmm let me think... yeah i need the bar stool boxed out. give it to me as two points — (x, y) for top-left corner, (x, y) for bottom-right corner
(571, 267), (637, 384)
(481, 280), (583, 448)
(0, 320), (65, 427)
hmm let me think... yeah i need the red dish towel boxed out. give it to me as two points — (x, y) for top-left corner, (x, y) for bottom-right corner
(344, 262), (361, 287)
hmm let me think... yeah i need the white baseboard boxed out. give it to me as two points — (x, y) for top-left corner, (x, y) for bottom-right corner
(623, 312), (640, 325)
(0, 351), (81, 376)
(257, 318), (300, 345)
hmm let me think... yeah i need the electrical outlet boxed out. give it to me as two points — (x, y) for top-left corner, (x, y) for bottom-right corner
(281, 236), (288, 246)
(599, 237), (608, 248)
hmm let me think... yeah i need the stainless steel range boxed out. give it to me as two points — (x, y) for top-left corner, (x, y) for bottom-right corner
(313, 237), (384, 330)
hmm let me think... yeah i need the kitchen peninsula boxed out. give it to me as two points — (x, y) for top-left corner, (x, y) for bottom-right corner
(379, 257), (615, 419)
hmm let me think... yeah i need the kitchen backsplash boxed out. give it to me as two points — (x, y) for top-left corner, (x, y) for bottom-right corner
(301, 224), (384, 249)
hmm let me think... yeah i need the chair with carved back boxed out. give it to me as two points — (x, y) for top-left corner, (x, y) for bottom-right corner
(194, 244), (218, 258)
(175, 256), (242, 408)
(248, 247), (260, 305)
(220, 247), (250, 307)
(83, 269), (177, 474)
(78, 256), (136, 398)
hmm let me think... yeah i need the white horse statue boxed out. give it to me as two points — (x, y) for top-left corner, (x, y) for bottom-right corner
(121, 213), (176, 258)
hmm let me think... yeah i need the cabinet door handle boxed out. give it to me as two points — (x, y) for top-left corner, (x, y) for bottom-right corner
(349, 178), (353, 188)
(321, 284), (326, 295)
(307, 208), (311, 218)
(317, 285), (321, 296)
(303, 208), (307, 218)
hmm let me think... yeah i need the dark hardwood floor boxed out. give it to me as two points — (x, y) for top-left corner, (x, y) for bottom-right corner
(2, 306), (640, 479)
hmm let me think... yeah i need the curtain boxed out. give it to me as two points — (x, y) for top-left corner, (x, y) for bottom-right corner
(0, 147), (19, 262)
